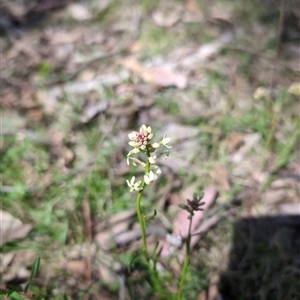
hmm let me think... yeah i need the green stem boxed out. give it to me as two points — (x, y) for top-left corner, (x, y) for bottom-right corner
(136, 189), (147, 253)
(177, 215), (193, 300)
(135, 150), (166, 295)
(136, 151), (150, 253)
(177, 255), (189, 300)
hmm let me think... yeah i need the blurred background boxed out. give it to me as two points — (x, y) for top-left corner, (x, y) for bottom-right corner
(1, 0), (299, 299)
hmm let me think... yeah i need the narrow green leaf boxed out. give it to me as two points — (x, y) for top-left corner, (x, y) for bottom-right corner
(150, 241), (159, 259)
(24, 257), (40, 293)
(128, 250), (142, 272)
(145, 209), (157, 222)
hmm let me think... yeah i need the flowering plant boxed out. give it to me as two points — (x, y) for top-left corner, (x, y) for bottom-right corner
(126, 125), (172, 297)
(125, 124), (204, 299)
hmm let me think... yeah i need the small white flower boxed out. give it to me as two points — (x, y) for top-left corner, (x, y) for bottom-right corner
(127, 148), (140, 165)
(128, 132), (138, 140)
(166, 234), (183, 247)
(151, 142), (160, 148)
(127, 156), (137, 166)
(151, 134), (171, 149)
(128, 140), (139, 147)
(140, 125), (153, 137)
(148, 156), (157, 164)
(128, 148), (140, 156)
(160, 133), (171, 148)
(126, 176), (142, 192)
(144, 171), (158, 185)
(127, 157), (146, 168)
(140, 124), (147, 132)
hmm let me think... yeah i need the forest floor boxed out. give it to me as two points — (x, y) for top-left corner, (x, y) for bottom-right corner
(1, 0), (300, 299)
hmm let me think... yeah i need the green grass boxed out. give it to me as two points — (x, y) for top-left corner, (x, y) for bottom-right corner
(155, 93), (180, 116)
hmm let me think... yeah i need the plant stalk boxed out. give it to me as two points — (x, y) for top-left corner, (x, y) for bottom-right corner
(135, 153), (166, 295)
(136, 189), (147, 253)
(177, 215), (193, 299)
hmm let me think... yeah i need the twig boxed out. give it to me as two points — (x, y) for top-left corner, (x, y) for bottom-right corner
(265, 0), (287, 151)
(223, 46), (268, 59)
(275, 0), (287, 56)
(118, 274), (126, 300)
(82, 197), (92, 291)
(82, 196), (92, 242)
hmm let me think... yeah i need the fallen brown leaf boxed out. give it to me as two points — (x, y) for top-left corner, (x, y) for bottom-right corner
(227, 133), (244, 153)
(0, 210), (32, 246)
(94, 209), (135, 232)
(65, 260), (87, 277)
(263, 189), (287, 205)
(208, 274), (220, 300)
(209, 2), (233, 24)
(120, 57), (187, 89)
(49, 71), (129, 97)
(230, 133), (261, 163)
(1, 249), (36, 283)
(35, 90), (58, 116)
(7, 37), (41, 66)
(147, 67), (188, 88)
(5, 1), (27, 18)
(210, 163), (230, 192)
(94, 214), (133, 251)
(82, 197), (92, 242)
(152, 9), (182, 28)
(197, 290), (207, 300)
(271, 177), (300, 189)
(48, 29), (84, 45)
(184, 0), (203, 15)
(80, 101), (109, 123)
(180, 33), (232, 67)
